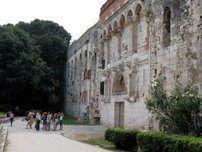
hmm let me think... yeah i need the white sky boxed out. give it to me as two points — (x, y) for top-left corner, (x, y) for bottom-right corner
(0, 0), (107, 41)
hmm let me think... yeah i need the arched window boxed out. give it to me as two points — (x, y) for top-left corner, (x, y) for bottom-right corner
(113, 74), (126, 95)
(135, 4), (142, 20)
(119, 15), (126, 29)
(104, 30), (107, 37)
(108, 24), (112, 36)
(113, 21), (118, 32)
(163, 7), (171, 47)
(127, 10), (133, 22)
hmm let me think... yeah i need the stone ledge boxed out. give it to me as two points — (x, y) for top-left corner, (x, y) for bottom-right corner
(0, 118), (10, 124)
(0, 125), (8, 152)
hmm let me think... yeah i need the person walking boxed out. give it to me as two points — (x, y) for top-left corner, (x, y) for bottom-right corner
(41, 112), (47, 130)
(9, 111), (14, 126)
(35, 112), (41, 131)
(59, 112), (64, 130)
(26, 112), (34, 129)
(46, 113), (52, 131)
(53, 113), (58, 131)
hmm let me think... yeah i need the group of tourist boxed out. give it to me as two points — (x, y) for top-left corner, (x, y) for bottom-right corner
(26, 112), (64, 131)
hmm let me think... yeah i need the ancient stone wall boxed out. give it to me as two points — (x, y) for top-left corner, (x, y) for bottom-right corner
(100, 0), (126, 23)
(98, 0), (150, 129)
(65, 24), (100, 122)
(65, 0), (202, 129)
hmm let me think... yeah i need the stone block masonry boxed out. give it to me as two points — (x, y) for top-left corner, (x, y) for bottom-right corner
(65, 0), (202, 130)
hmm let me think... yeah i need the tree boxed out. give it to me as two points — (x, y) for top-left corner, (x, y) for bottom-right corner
(17, 19), (71, 107)
(0, 24), (46, 107)
(146, 78), (202, 135)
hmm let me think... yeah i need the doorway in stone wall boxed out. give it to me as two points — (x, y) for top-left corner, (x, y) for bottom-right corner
(114, 102), (124, 128)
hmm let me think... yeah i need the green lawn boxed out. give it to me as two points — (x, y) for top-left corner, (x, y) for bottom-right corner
(63, 117), (89, 125)
(0, 112), (6, 118)
(82, 137), (116, 150)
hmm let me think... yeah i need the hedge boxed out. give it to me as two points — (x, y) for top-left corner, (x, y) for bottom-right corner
(105, 128), (140, 151)
(137, 131), (202, 152)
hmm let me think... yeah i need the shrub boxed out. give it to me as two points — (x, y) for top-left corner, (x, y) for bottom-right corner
(137, 131), (202, 152)
(146, 78), (202, 135)
(105, 128), (140, 151)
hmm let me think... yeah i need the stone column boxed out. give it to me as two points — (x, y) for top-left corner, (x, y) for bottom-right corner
(146, 16), (151, 50)
(117, 29), (122, 59)
(103, 35), (111, 65)
(199, 35), (202, 93)
(132, 20), (138, 52)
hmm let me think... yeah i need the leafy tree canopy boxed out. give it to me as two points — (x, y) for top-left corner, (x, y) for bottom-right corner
(0, 24), (46, 89)
(0, 19), (71, 111)
(17, 19), (71, 79)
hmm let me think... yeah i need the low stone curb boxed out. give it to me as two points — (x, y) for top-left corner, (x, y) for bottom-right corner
(0, 118), (10, 124)
(0, 125), (8, 152)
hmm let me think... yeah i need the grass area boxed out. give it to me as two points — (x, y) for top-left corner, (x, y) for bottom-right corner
(0, 112), (6, 118)
(63, 117), (90, 125)
(82, 137), (116, 150)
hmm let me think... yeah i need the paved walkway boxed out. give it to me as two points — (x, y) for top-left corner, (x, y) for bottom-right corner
(5, 118), (112, 152)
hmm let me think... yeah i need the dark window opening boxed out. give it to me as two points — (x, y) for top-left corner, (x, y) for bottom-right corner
(94, 53), (97, 62)
(88, 70), (91, 80)
(85, 50), (88, 58)
(84, 69), (87, 80)
(163, 7), (171, 47)
(154, 69), (157, 78)
(102, 59), (105, 69)
(100, 82), (104, 95)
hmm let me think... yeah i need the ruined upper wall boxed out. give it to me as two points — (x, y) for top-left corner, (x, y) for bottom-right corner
(100, 0), (128, 23)
(67, 23), (99, 59)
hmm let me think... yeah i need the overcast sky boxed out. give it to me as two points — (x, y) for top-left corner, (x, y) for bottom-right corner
(0, 0), (106, 41)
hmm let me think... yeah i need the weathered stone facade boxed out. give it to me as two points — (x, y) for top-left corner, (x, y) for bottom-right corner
(65, 0), (202, 129)
(64, 24), (100, 123)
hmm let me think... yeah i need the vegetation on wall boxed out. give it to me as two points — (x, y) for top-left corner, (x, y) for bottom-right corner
(146, 78), (202, 135)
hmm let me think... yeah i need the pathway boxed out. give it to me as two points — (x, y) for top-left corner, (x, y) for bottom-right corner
(5, 118), (111, 152)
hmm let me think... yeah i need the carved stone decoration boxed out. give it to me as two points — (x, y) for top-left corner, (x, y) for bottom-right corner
(102, 70), (107, 77)
(132, 58), (139, 65)
(132, 64), (138, 73)
(112, 66), (118, 73)
(124, 60), (132, 69)
(122, 43), (128, 52)
(119, 62), (124, 71)
(106, 70), (111, 79)
(102, 69), (111, 78)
